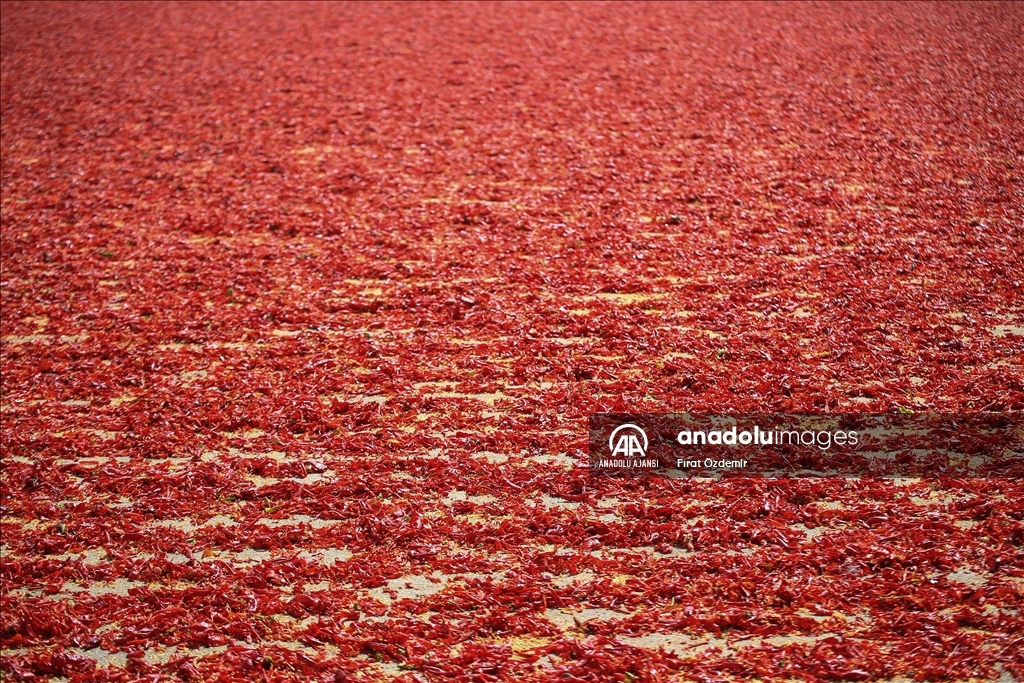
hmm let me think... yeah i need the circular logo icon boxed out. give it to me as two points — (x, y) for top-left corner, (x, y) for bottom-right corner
(609, 423), (648, 458)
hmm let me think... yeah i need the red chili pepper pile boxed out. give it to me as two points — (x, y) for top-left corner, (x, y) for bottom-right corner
(2, 2), (1022, 681)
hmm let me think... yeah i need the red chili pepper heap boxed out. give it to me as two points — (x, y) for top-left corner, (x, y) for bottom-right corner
(1, 2), (1022, 681)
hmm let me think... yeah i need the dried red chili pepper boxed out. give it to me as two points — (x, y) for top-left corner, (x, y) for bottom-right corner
(3, 2), (1023, 681)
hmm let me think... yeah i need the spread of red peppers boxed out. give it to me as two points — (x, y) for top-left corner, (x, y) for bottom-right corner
(2, 2), (1022, 681)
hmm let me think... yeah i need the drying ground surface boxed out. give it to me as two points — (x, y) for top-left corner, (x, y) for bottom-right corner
(2, 2), (1023, 681)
